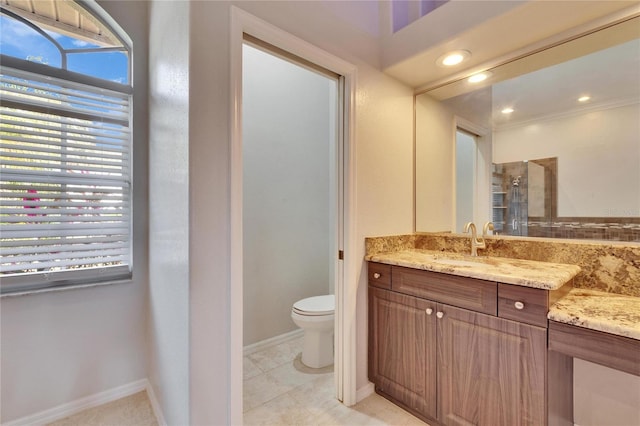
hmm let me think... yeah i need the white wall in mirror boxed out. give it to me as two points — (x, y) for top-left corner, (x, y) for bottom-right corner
(494, 103), (640, 218)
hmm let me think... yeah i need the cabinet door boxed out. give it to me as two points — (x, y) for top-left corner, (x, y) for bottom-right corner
(369, 287), (437, 419)
(438, 304), (546, 426)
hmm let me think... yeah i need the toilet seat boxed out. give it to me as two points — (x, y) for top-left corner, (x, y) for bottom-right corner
(292, 295), (334, 316)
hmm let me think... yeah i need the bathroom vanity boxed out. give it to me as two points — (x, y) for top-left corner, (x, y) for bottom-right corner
(366, 250), (581, 426)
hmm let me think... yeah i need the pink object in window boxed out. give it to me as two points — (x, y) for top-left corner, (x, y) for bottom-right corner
(23, 189), (40, 216)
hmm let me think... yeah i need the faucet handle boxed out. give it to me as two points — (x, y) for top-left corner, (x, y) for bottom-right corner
(482, 221), (494, 238)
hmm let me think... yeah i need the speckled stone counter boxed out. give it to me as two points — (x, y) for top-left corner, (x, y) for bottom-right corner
(365, 249), (580, 290)
(549, 289), (640, 340)
(365, 233), (640, 296)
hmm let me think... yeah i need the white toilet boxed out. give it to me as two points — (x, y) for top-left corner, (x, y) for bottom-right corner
(291, 294), (335, 369)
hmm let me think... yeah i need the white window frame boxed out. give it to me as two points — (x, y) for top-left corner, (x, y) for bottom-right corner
(0, 3), (133, 295)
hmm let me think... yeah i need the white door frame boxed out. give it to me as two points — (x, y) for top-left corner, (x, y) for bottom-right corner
(229, 7), (358, 424)
(453, 116), (490, 230)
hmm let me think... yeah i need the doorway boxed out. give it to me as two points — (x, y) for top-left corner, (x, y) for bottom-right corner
(241, 37), (345, 416)
(455, 128), (477, 232)
(230, 9), (358, 421)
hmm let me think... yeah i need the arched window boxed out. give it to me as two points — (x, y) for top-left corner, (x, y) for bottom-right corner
(0, 1), (132, 294)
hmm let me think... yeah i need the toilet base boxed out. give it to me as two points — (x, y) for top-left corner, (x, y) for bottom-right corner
(301, 329), (334, 369)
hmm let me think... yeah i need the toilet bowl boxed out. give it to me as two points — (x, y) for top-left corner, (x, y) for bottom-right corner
(291, 294), (335, 369)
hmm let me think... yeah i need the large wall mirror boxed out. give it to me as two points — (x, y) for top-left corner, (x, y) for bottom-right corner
(415, 14), (640, 242)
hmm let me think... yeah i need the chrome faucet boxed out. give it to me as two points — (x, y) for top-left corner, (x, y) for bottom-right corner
(463, 221), (492, 257)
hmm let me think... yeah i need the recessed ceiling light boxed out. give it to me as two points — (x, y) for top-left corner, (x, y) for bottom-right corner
(578, 95), (591, 102)
(436, 50), (471, 67)
(501, 107), (514, 114)
(468, 72), (492, 83)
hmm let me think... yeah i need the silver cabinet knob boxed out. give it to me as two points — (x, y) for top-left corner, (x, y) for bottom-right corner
(514, 301), (525, 310)
(436, 312), (444, 319)
(373, 273), (381, 279)
(426, 308), (433, 315)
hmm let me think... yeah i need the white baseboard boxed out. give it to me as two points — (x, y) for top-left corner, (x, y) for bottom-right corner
(356, 381), (375, 403)
(243, 328), (304, 356)
(145, 381), (167, 426)
(3, 379), (148, 426)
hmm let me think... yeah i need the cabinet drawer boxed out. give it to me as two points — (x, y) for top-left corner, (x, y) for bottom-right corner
(368, 262), (391, 289)
(498, 283), (548, 327)
(392, 266), (497, 315)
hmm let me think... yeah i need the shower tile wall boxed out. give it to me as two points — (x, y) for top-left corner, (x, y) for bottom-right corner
(493, 161), (640, 242)
(528, 222), (640, 242)
(493, 162), (528, 236)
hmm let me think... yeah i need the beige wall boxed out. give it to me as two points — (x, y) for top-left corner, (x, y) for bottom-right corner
(352, 66), (415, 392)
(415, 94), (454, 232)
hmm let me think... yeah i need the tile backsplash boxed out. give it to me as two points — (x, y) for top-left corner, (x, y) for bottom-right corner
(527, 221), (640, 242)
(365, 233), (640, 297)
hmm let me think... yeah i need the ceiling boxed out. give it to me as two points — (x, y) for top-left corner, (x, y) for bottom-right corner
(383, 0), (640, 91)
(1, 0), (121, 47)
(490, 38), (640, 127)
(438, 22), (640, 130)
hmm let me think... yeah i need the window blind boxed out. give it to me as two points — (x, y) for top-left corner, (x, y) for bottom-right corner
(0, 65), (132, 293)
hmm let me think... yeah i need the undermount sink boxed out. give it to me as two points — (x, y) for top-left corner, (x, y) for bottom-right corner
(432, 258), (487, 268)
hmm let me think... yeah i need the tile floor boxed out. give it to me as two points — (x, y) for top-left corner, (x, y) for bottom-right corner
(243, 336), (430, 425)
(45, 335), (429, 425)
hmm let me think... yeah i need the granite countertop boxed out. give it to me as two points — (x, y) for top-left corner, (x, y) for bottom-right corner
(365, 249), (581, 290)
(548, 289), (640, 340)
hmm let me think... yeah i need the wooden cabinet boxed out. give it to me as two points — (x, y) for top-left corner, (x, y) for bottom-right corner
(369, 287), (437, 418)
(438, 304), (546, 426)
(368, 263), (549, 426)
